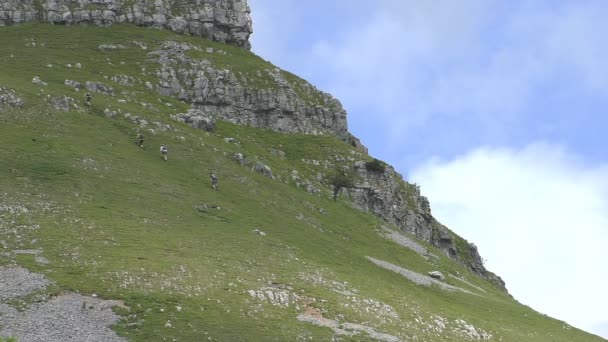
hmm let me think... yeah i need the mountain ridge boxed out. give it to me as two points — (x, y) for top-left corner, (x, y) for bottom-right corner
(0, 22), (604, 341)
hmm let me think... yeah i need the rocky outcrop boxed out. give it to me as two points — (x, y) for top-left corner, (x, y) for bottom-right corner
(345, 161), (507, 292)
(149, 41), (351, 140)
(0, 86), (23, 109)
(0, 0), (252, 49)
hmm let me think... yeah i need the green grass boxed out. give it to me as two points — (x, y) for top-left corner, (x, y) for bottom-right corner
(0, 24), (604, 341)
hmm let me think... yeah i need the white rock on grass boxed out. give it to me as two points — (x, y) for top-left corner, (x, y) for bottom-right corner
(32, 76), (47, 86)
(366, 257), (478, 295)
(252, 229), (266, 236)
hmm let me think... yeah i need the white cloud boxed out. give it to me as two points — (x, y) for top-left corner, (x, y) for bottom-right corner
(252, 1), (608, 154)
(410, 143), (608, 335)
(591, 321), (608, 339)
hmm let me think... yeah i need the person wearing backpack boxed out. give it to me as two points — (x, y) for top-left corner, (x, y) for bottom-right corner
(210, 171), (218, 191)
(160, 144), (168, 161)
(135, 132), (144, 149)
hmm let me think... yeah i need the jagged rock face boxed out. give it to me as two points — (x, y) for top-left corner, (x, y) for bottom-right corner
(0, 0), (252, 49)
(346, 161), (507, 292)
(149, 41), (350, 139)
(348, 161), (435, 242)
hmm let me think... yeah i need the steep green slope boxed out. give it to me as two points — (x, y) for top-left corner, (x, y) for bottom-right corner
(0, 24), (603, 341)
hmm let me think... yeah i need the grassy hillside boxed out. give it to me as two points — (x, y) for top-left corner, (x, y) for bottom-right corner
(0, 24), (604, 341)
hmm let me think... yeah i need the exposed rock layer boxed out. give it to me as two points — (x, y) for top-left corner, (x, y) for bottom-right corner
(0, 0), (252, 49)
(149, 41), (354, 142)
(347, 161), (507, 291)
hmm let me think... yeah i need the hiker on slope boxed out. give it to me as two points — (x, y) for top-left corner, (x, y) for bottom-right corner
(210, 171), (218, 191)
(160, 144), (168, 161)
(135, 132), (144, 149)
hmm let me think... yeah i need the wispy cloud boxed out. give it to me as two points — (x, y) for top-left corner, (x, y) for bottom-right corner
(410, 143), (608, 336)
(249, 2), (608, 335)
(250, 0), (608, 165)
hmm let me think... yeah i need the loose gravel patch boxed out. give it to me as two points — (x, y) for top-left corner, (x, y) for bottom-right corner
(0, 266), (52, 301)
(298, 307), (401, 342)
(0, 293), (127, 342)
(0, 266), (126, 342)
(366, 257), (478, 295)
(381, 227), (438, 259)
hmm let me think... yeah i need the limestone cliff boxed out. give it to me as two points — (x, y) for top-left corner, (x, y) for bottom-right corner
(149, 41), (352, 141)
(0, 0), (252, 49)
(346, 162), (507, 291)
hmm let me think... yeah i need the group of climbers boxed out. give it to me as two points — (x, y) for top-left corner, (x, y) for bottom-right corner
(132, 131), (218, 190)
(87, 88), (219, 190)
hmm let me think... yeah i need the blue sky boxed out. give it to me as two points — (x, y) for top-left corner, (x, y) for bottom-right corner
(248, 0), (608, 338)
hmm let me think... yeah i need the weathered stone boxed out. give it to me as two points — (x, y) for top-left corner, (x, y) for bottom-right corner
(253, 162), (273, 179)
(47, 95), (76, 112)
(148, 43), (350, 139)
(252, 229), (266, 236)
(0, 0), (252, 49)
(345, 160), (507, 292)
(234, 153), (246, 165)
(172, 109), (216, 132)
(428, 271), (445, 281)
(85, 81), (115, 96)
(64, 79), (81, 90)
(31, 75), (46, 86)
(0, 87), (24, 109)
(98, 44), (125, 51)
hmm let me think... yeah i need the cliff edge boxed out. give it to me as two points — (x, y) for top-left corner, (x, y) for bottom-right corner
(0, 0), (252, 49)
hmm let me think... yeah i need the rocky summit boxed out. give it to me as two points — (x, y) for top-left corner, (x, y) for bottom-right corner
(0, 0), (252, 49)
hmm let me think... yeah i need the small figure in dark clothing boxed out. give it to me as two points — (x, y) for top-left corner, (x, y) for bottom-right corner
(160, 144), (168, 161)
(84, 92), (92, 106)
(135, 132), (144, 149)
(210, 171), (218, 191)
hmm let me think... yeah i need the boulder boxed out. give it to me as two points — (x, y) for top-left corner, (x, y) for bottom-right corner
(253, 162), (273, 179)
(428, 271), (445, 281)
(173, 109), (216, 132)
(234, 153), (246, 165)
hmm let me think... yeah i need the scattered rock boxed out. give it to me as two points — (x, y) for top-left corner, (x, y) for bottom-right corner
(234, 153), (246, 165)
(269, 148), (286, 159)
(172, 109), (216, 132)
(47, 95), (77, 112)
(0, 87), (24, 109)
(85, 81), (115, 96)
(252, 229), (266, 236)
(298, 308), (400, 342)
(224, 137), (239, 145)
(64, 79), (81, 90)
(110, 75), (136, 86)
(366, 257), (478, 295)
(98, 44), (126, 51)
(104, 108), (118, 118)
(247, 286), (300, 307)
(253, 162), (274, 179)
(32, 76), (47, 86)
(428, 271), (445, 281)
